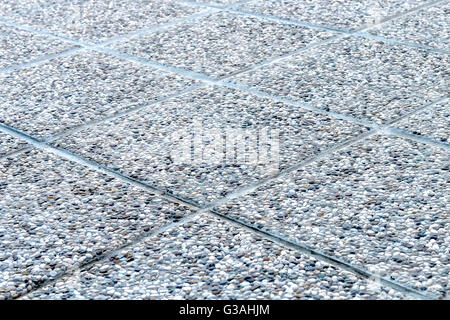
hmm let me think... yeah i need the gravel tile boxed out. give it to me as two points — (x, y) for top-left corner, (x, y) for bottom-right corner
(3, 0), (203, 43)
(25, 214), (408, 300)
(53, 86), (368, 205)
(216, 135), (450, 298)
(396, 100), (450, 144)
(236, 0), (428, 30)
(0, 50), (197, 139)
(0, 149), (195, 299)
(232, 36), (449, 124)
(0, 132), (29, 157)
(368, 2), (450, 51)
(0, 24), (75, 70)
(110, 11), (335, 77)
(189, 0), (240, 5)
(0, 0), (49, 17)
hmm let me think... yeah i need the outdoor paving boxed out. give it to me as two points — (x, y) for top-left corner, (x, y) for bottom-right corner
(0, 0), (448, 300)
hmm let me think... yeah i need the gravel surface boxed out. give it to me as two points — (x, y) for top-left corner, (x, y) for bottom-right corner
(24, 214), (408, 300)
(396, 100), (450, 144)
(0, 0), (448, 300)
(0, 132), (29, 157)
(110, 11), (335, 77)
(0, 149), (195, 299)
(0, 50), (197, 139)
(232, 36), (448, 124)
(52, 86), (368, 205)
(2, 0), (204, 43)
(216, 135), (450, 298)
(0, 24), (75, 70)
(368, 1), (450, 51)
(236, 0), (428, 30)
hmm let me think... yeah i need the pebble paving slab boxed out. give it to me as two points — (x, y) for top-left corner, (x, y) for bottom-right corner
(0, 150), (195, 299)
(368, 1), (450, 51)
(216, 135), (450, 298)
(110, 11), (335, 77)
(232, 36), (448, 124)
(0, 132), (29, 157)
(0, 0), (448, 300)
(236, 0), (429, 30)
(0, 51), (197, 139)
(25, 214), (407, 300)
(396, 100), (450, 144)
(2, 0), (204, 43)
(52, 86), (368, 205)
(0, 24), (75, 70)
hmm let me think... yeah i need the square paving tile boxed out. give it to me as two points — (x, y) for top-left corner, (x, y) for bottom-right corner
(0, 24), (75, 70)
(0, 50), (197, 140)
(3, 0), (203, 43)
(215, 135), (450, 298)
(232, 36), (449, 124)
(396, 100), (450, 144)
(0, 0), (47, 17)
(110, 11), (335, 77)
(0, 132), (29, 157)
(52, 86), (368, 205)
(0, 149), (195, 299)
(24, 214), (407, 299)
(190, 0), (240, 5)
(236, 0), (428, 30)
(368, 2), (450, 51)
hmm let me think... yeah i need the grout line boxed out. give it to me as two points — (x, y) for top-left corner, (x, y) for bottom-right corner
(19, 210), (207, 300)
(385, 127), (450, 150)
(0, 47), (83, 73)
(0, 145), (34, 161)
(0, 123), (203, 211)
(352, 31), (450, 55)
(205, 210), (436, 300)
(200, 96), (448, 213)
(98, 9), (217, 46)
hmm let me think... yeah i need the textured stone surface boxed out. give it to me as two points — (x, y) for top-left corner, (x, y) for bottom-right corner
(369, 2), (450, 51)
(3, 0), (204, 43)
(0, 0), (447, 301)
(25, 214), (407, 300)
(53, 86), (368, 205)
(0, 132), (29, 157)
(0, 149), (195, 299)
(216, 135), (450, 298)
(232, 36), (448, 124)
(110, 11), (335, 77)
(396, 100), (450, 144)
(0, 51), (197, 139)
(236, 0), (428, 30)
(0, 24), (75, 70)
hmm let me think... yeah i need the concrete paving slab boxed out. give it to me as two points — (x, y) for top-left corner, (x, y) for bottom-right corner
(0, 149), (195, 299)
(24, 214), (408, 299)
(368, 2), (450, 51)
(0, 24), (75, 70)
(215, 135), (450, 298)
(0, 50), (197, 140)
(0, 132), (29, 157)
(396, 100), (449, 144)
(232, 36), (448, 124)
(2, 0), (204, 43)
(110, 11), (335, 77)
(52, 86), (368, 205)
(235, 0), (428, 30)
